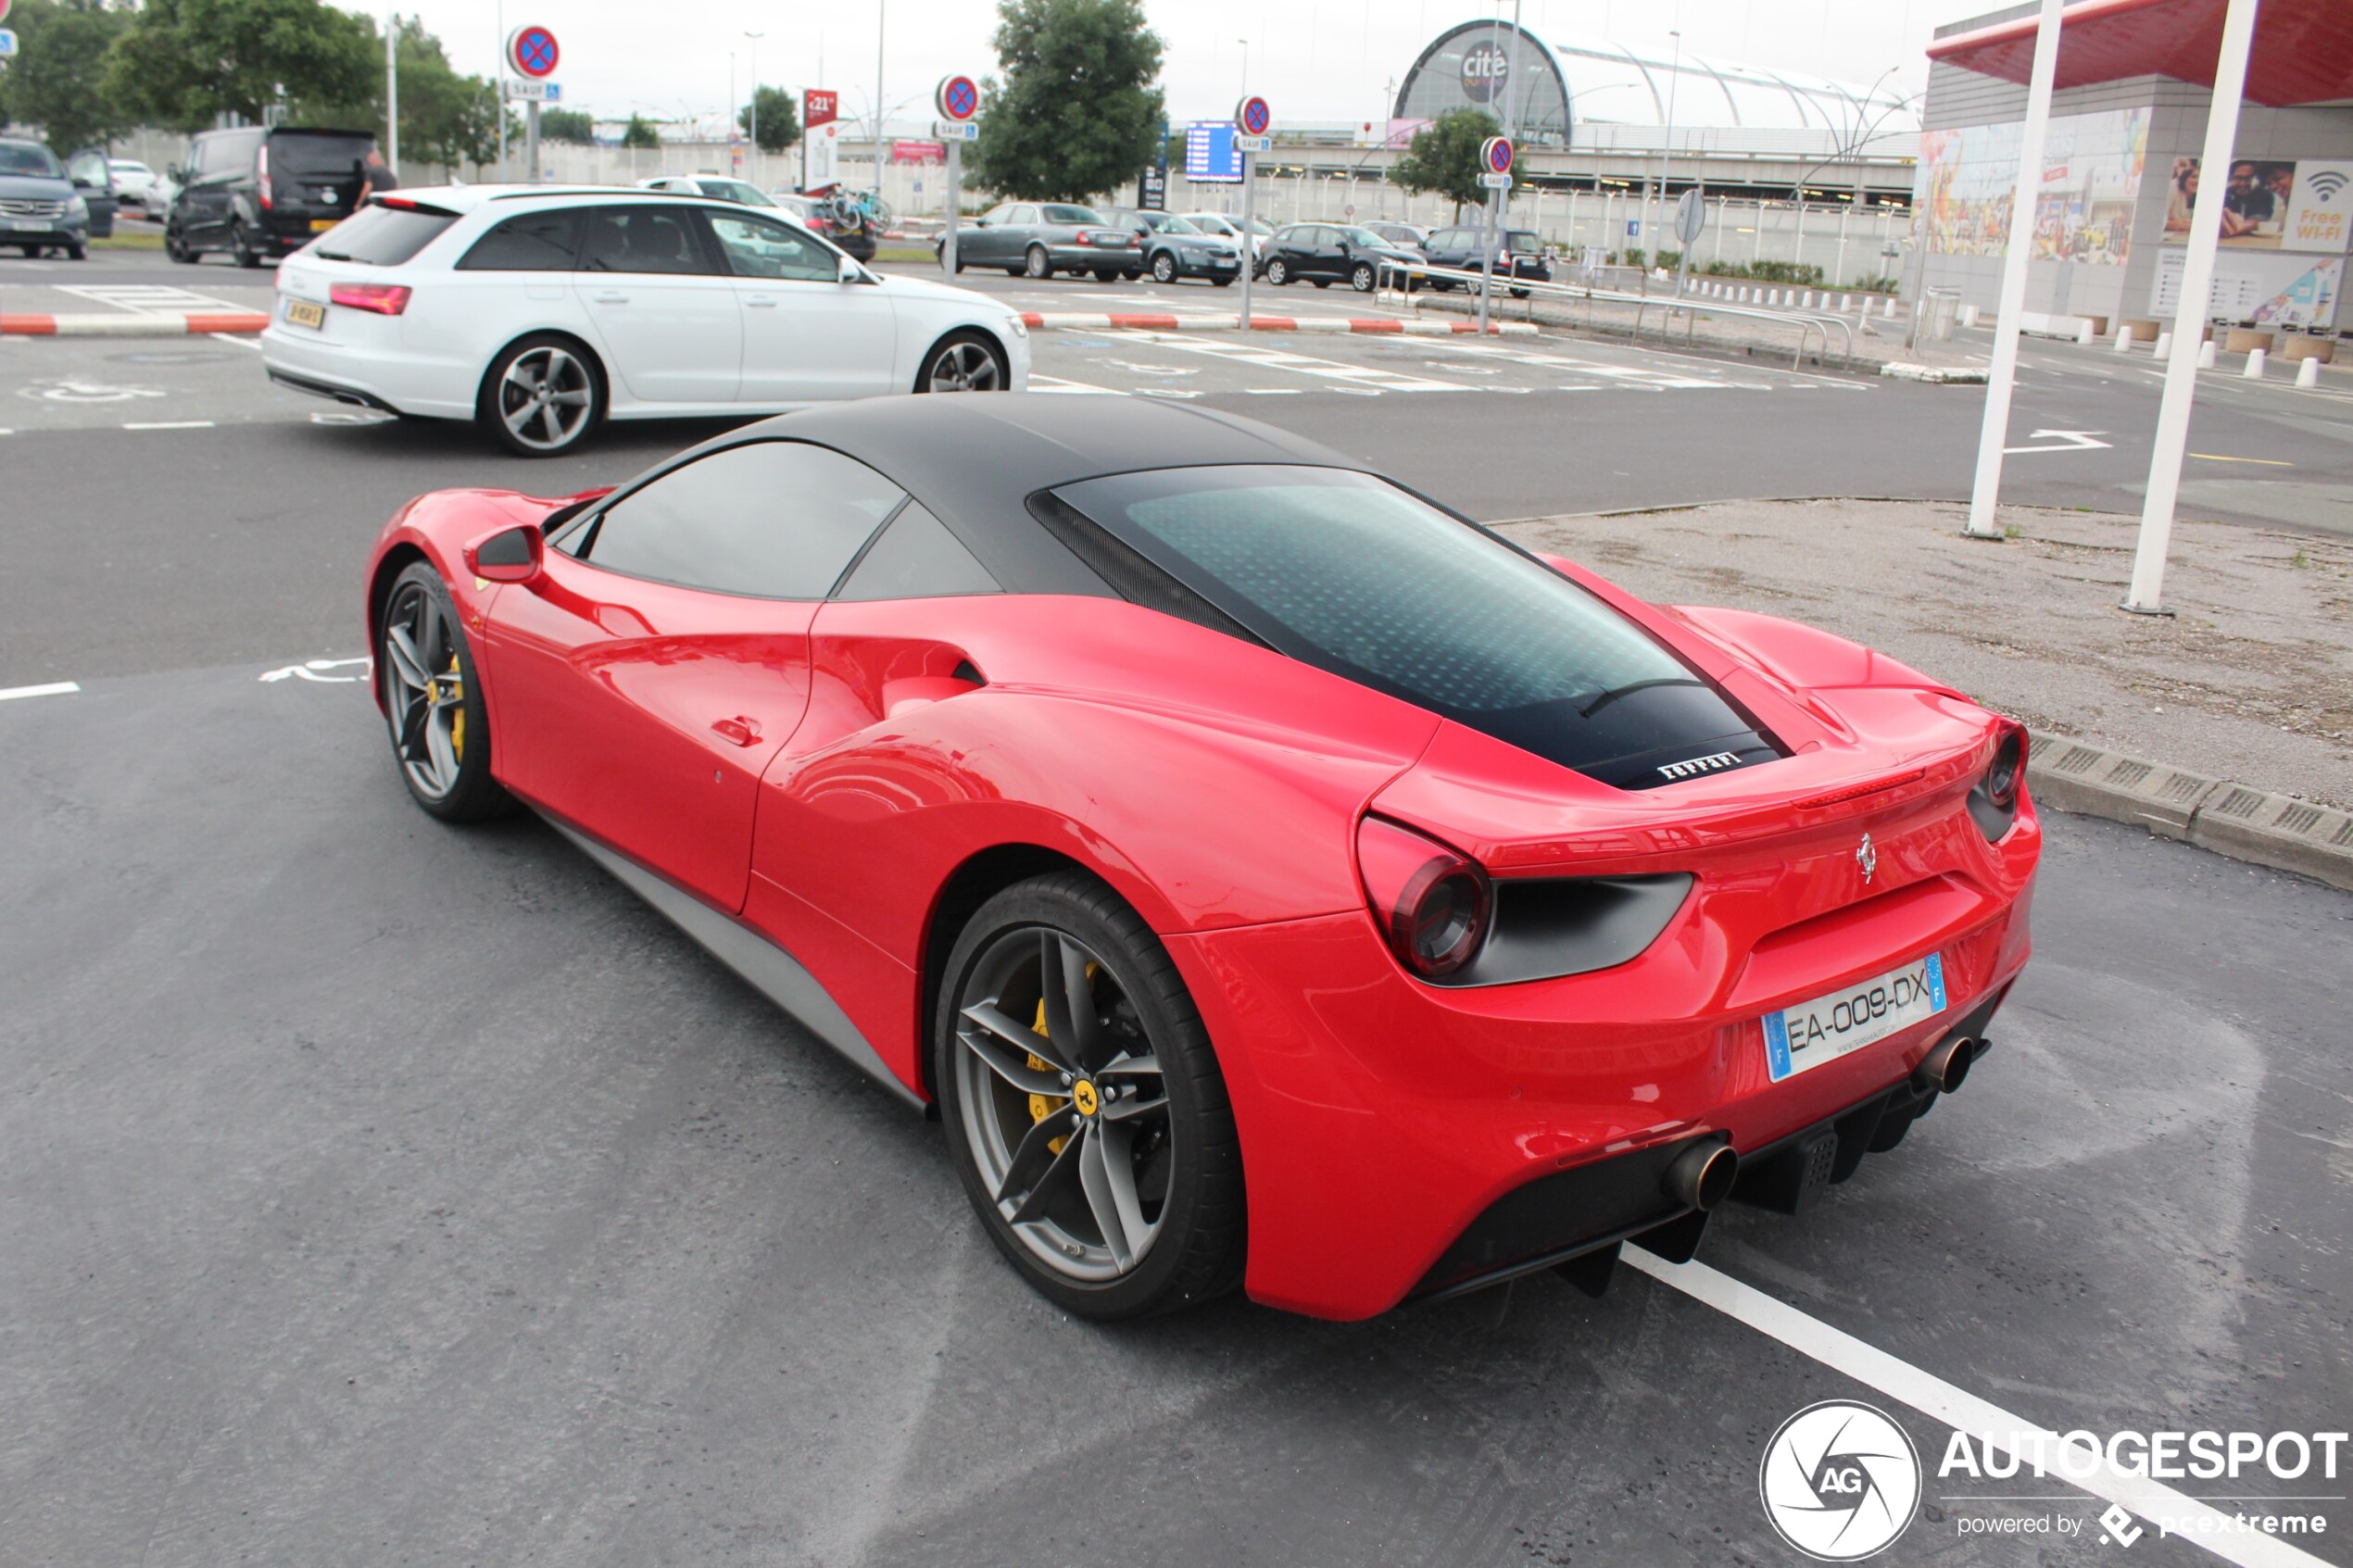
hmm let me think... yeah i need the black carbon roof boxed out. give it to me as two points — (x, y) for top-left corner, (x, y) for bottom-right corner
(691, 395), (1367, 596)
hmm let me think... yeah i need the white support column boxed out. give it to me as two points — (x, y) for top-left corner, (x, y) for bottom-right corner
(2127, 0), (2264, 613)
(1964, 0), (2065, 540)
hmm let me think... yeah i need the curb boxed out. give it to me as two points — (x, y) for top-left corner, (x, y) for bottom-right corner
(1016, 311), (1537, 336)
(1880, 362), (1989, 383)
(1, 312), (271, 337)
(2026, 732), (2353, 892)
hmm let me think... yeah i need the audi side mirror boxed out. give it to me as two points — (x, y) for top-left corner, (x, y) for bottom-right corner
(837, 255), (863, 283)
(463, 523), (544, 584)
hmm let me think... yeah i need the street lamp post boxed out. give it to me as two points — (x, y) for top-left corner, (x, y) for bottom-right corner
(745, 31), (763, 187)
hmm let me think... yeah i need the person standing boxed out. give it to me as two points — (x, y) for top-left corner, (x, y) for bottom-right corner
(359, 146), (401, 204)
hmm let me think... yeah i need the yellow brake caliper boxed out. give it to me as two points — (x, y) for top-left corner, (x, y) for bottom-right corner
(1027, 999), (1069, 1154)
(446, 652), (465, 761)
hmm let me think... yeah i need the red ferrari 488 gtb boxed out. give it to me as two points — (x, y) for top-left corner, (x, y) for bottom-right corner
(365, 397), (2037, 1321)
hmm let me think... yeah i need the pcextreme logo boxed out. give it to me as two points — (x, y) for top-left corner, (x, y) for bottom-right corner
(1759, 1399), (1923, 1561)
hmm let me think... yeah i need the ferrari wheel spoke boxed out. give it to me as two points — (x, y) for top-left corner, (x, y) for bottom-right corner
(1041, 933), (1102, 1071)
(994, 1107), (1077, 1209)
(959, 1005), (1077, 1088)
(1078, 1121), (1150, 1270)
(383, 622), (430, 691)
(1008, 1134), (1086, 1226)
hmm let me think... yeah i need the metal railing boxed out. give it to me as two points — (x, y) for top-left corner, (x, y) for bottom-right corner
(1373, 260), (1857, 370)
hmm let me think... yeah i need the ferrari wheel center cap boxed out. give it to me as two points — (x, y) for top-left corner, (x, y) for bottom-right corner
(1071, 1079), (1101, 1117)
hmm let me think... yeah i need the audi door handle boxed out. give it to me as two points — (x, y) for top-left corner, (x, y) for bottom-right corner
(745, 295), (778, 308)
(591, 292), (629, 304)
(710, 716), (761, 746)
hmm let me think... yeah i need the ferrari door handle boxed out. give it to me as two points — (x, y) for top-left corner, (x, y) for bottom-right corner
(710, 716), (762, 746)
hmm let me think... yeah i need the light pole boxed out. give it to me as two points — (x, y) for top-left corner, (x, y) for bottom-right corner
(384, 10), (399, 180)
(873, 0), (887, 196)
(1659, 28), (1680, 286)
(744, 31), (763, 187)
(1238, 38), (1249, 95)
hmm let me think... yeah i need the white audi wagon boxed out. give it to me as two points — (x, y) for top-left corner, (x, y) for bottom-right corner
(259, 186), (1031, 456)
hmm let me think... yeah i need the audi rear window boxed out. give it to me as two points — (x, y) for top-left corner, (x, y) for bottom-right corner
(1051, 466), (1780, 787)
(308, 205), (456, 266)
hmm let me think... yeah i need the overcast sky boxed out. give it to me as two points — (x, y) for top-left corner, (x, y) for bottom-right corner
(394, 0), (1997, 130)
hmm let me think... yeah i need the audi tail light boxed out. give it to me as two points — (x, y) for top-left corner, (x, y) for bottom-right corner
(1356, 817), (1492, 981)
(330, 282), (411, 316)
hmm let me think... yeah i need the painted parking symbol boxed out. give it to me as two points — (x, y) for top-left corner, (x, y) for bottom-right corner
(18, 380), (167, 404)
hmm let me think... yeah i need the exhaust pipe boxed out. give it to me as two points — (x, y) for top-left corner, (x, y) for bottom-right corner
(1913, 1035), (1977, 1097)
(1662, 1140), (1739, 1211)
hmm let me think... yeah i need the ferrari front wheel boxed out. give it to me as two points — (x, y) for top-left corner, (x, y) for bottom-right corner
(377, 563), (513, 822)
(937, 872), (1245, 1320)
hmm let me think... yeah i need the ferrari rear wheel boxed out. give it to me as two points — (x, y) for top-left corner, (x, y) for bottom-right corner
(377, 563), (514, 822)
(937, 872), (1244, 1320)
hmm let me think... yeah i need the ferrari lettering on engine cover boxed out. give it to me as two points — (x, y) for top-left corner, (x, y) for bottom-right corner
(1656, 750), (1742, 781)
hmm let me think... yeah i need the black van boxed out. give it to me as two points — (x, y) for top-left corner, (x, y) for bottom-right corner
(164, 126), (376, 268)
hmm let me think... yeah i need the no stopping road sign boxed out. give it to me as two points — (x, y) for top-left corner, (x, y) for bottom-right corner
(1235, 95), (1271, 137)
(936, 74), (979, 122)
(506, 24), (559, 80)
(1481, 135), (1513, 176)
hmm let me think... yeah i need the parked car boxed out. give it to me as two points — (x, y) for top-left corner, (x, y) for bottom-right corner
(147, 167), (182, 225)
(108, 159), (160, 209)
(635, 174), (777, 207)
(947, 201), (1139, 281)
(1101, 207), (1242, 286)
(259, 186), (1032, 456)
(1258, 222), (1423, 292)
(1364, 220), (1428, 251)
(166, 126), (376, 267)
(809, 190), (882, 263)
(769, 192), (828, 232)
(60, 146), (120, 238)
(1180, 210), (1276, 269)
(0, 139), (93, 259)
(362, 393), (2039, 1321)
(1421, 225), (1553, 295)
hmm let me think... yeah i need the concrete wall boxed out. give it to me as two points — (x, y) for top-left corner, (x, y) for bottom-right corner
(1911, 67), (2353, 333)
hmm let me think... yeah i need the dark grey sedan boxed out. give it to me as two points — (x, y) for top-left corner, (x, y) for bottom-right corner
(1102, 209), (1244, 286)
(945, 201), (1142, 282)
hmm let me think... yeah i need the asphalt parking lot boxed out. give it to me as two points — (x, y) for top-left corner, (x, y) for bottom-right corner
(3, 245), (2349, 1567)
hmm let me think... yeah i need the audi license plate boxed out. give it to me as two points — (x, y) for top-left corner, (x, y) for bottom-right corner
(1763, 953), (1947, 1083)
(284, 298), (326, 331)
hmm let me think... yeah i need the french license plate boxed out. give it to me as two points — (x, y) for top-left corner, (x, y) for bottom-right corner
(310, 218), (339, 232)
(284, 298), (326, 330)
(6, 218), (48, 232)
(1763, 953), (1947, 1083)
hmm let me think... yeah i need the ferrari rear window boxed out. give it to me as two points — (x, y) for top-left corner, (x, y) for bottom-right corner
(1051, 466), (1778, 785)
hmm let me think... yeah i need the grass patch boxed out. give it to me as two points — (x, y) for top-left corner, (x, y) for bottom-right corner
(94, 232), (167, 250)
(874, 245), (936, 265)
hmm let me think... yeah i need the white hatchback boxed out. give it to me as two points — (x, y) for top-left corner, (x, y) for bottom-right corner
(259, 185), (1032, 456)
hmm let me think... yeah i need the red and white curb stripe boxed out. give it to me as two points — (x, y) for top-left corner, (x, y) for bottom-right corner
(1, 312), (271, 337)
(1017, 311), (1537, 335)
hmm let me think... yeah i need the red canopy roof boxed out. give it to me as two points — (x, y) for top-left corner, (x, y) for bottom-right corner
(1926, 0), (2353, 107)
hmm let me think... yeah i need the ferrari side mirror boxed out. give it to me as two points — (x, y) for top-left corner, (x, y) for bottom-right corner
(464, 523), (544, 583)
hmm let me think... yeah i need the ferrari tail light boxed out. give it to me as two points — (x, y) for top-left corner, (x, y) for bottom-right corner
(1967, 719), (2030, 842)
(1984, 721), (2026, 809)
(257, 144), (272, 209)
(331, 282), (412, 316)
(1356, 816), (1491, 981)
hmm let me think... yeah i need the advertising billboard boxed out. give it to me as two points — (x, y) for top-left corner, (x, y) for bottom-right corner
(2151, 249), (2343, 329)
(2159, 157), (2353, 252)
(1917, 107), (2148, 266)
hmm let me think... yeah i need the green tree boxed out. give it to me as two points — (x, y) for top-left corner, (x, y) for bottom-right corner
(738, 85), (799, 154)
(0, 0), (137, 151)
(106, 0), (377, 132)
(294, 16), (510, 172)
(972, 0), (1164, 203)
(539, 107), (597, 144)
(1390, 107), (1499, 215)
(619, 114), (661, 151)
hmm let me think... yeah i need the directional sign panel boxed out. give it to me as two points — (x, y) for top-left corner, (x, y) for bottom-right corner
(1186, 121), (1240, 183)
(506, 24), (559, 80)
(0, 27), (16, 56)
(936, 74), (979, 122)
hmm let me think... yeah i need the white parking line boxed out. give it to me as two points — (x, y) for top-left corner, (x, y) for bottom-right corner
(1028, 373), (1127, 396)
(208, 332), (264, 351)
(1123, 332), (1474, 392)
(54, 282), (245, 315)
(121, 420), (217, 431)
(1625, 1249), (2333, 1568)
(0, 681), (81, 702)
